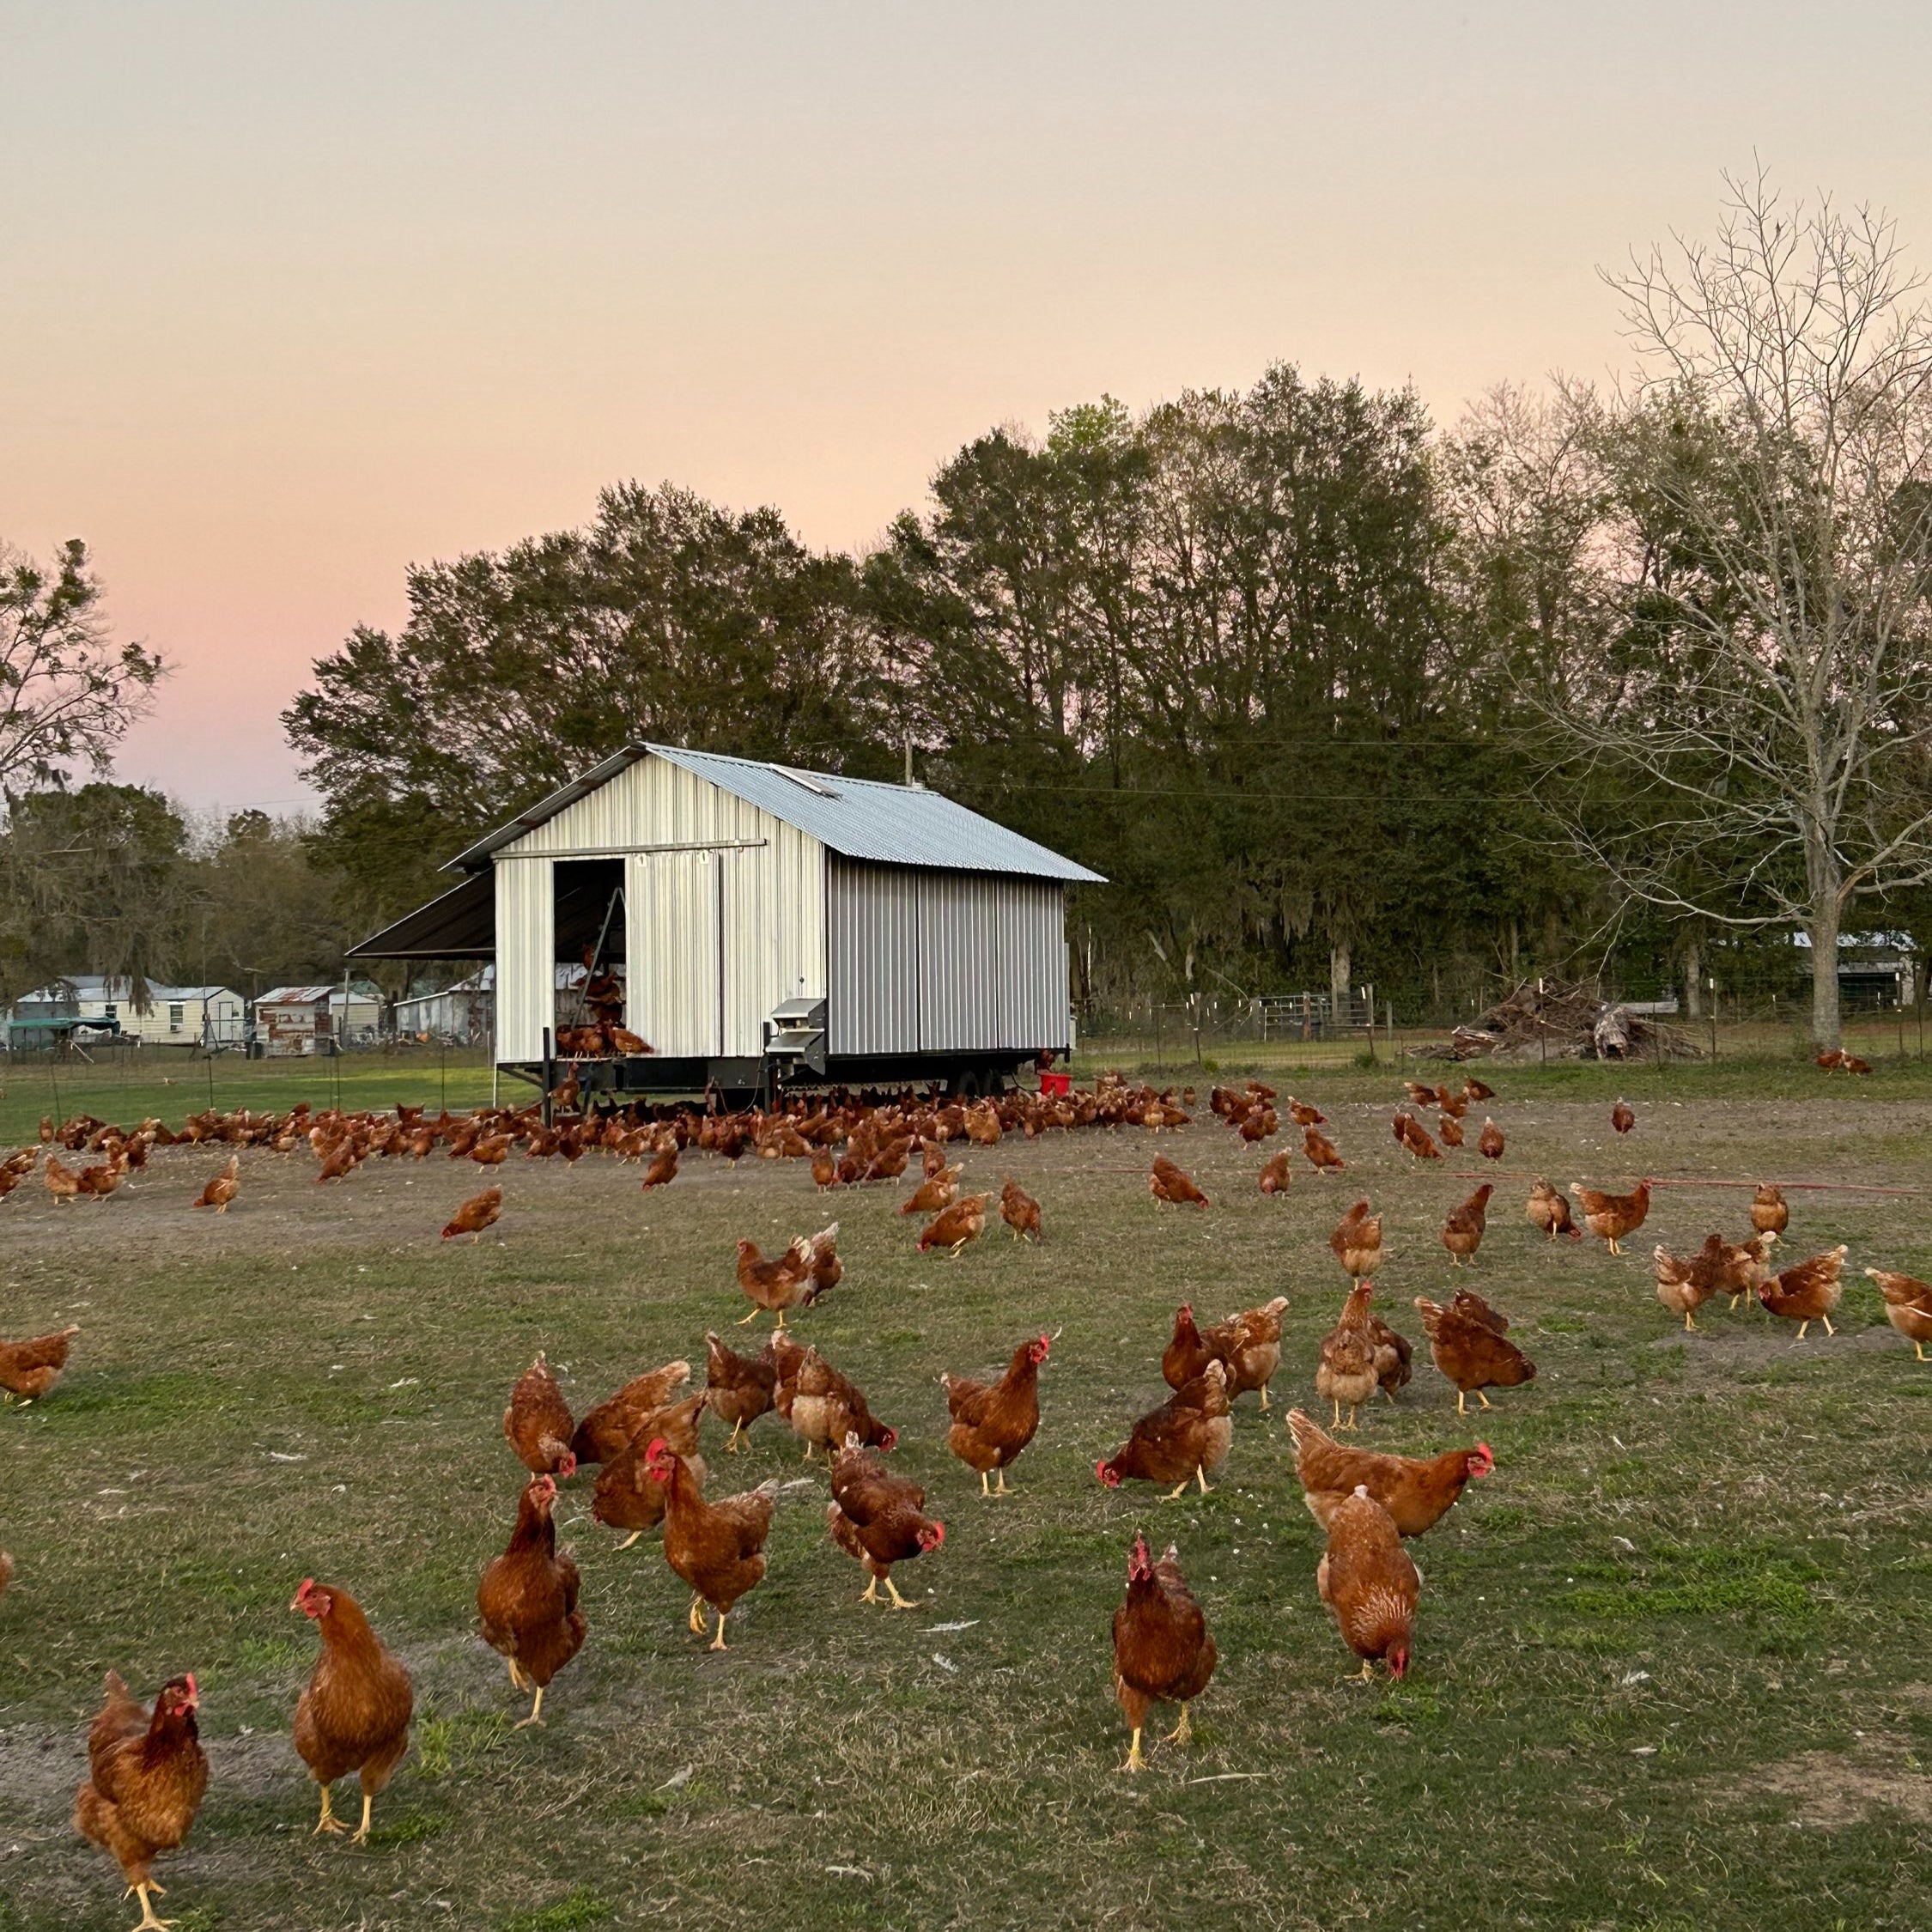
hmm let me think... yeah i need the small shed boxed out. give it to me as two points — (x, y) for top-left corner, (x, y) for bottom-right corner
(4, 976), (245, 1048)
(349, 744), (1104, 1094)
(254, 983), (385, 1055)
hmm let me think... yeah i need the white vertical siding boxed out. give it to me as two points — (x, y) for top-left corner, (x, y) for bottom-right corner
(494, 752), (826, 1062)
(494, 858), (554, 1062)
(828, 862), (920, 1054)
(627, 850), (722, 1055)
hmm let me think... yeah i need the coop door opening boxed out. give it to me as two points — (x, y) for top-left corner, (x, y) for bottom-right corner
(553, 859), (627, 1040)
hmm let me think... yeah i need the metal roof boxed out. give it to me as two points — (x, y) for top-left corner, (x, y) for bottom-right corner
(443, 743), (1105, 884)
(344, 872), (496, 961)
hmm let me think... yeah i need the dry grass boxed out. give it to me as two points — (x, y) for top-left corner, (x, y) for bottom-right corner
(1, 1072), (1929, 1930)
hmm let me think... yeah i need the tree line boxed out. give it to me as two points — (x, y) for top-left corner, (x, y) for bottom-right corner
(7, 173), (1931, 1044)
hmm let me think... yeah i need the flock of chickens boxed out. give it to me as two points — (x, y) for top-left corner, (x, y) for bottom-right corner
(4, 1066), (1931, 1929)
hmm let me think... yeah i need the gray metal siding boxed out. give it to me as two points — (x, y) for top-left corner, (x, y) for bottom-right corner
(827, 859), (1069, 1055)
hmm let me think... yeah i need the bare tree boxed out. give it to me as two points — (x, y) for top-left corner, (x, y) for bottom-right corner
(1540, 171), (1932, 1047)
(0, 538), (163, 800)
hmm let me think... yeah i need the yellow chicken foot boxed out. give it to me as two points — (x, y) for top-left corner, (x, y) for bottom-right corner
(1195, 1465), (1213, 1494)
(351, 1792), (375, 1846)
(994, 1469), (1011, 1494)
(1609, 1239), (1623, 1256)
(1357, 1662), (1376, 1682)
(979, 1470), (992, 1498)
(688, 1595), (708, 1634)
(708, 1612), (729, 1651)
(1795, 1321), (1810, 1341)
(1476, 1390), (1494, 1410)
(1684, 1312), (1698, 1331)
(1123, 1726), (1146, 1772)
(1729, 1293), (1744, 1311)
(507, 1656), (527, 1691)
(1343, 1406), (1358, 1431)
(1258, 1386), (1270, 1412)
(726, 1420), (744, 1452)
(860, 1577), (880, 1605)
(1164, 1479), (1190, 1500)
(773, 1310), (788, 1330)
(884, 1577), (917, 1610)
(1821, 1315), (1836, 1335)
(131, 1882), (175, 1931)
(616, 1531), (642, 1551)
(1163, 1704), (1193, 1746)
(1456, 1390), (1469, 1416)
(514, 1686), (545, 1728)
(1331, 1398), (1344, 1429)
(734, 1307), (761, 1326)
(313, 1784), (347, 1835)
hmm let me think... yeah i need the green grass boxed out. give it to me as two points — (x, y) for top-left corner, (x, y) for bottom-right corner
(2, 1078), (1929, 1929)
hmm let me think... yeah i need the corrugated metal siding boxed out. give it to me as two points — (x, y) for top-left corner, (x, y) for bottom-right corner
(627, 850), (721, 1056)
(827, 859), (1069, 1055)
(490, 753), (826, 1062)
(494, 859), (554, 1062)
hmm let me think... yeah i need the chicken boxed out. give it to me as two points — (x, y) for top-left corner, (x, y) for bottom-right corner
(1751, 1183), (1790, 1244)
(1437, 1112), (1466, 1149)
(1205, 1297), (1291, 1409)
(1612, 1098), (1636, 1135)
(1316, 1485), (1419, 1681)
(1461, 1077), (1495, 1102)
(191, 1154), (240, 1213)
(1653, 1236), (1726, 1330)
(1815, 1048), (1846, 1072)
(1718, 1231), (1777, 1310)
(1286, 1096), (1325, 1127)
(919, 1194), (991, 1254)
(1149, 1154), (1209, 1208)
(641, 1146), (678, 1190)
(569, 1358), (692, 1466)
(1403, 1081), (1438, 1108)
(999, 1176), (1042, 1240)
(1367, 1306), (1413, 1401)
(804, 1222), (842, 1299)
(1303, 1125), (1345, 1175)
(44, 1152), (83, 1203)
(442, 1186), (502, 1241)
(1526, 1178), (1580, 1241)
(646, 1438), (779, 1649)
(943, 1333), (1050, 1495)
(1287, 1408), (1494, 1536)
(74, 1670), (208, 1932)
(902, 1167), (961, 1216)
(477, 1473), (585, 1725)
(0, 1324), (80, 1403)
(1477, 1118), (1505, 1161)
(1865, 1269), (1932, 1360)
(1258, 1149), (1291, 1195)
(827, 1437), (945, 1607)
(1316, 1285), (1380, 1431)
(1756, 1245), (1848, 1340)
(1569, 1179), (1650, 1255)
(1111, 1534), (1217, 1771)
(592, 1393), (708, 1545)
(811, 1150), (839, 1190)
(1095, 1361), (1234, 1498)
(315, 1138), (361, 1184)
(502, 1352), (578, 1476)
(1330, 1200), (1382, 1280)
(789, 1348), (897, 1461)
(704, 1331), (779, 1449)
(1393, 1113), (1441, 1161)
(734, 1235), (814, 1327)
(290, 1579), (414, 1844)
(1162, 1304), (1215, 1390)
(1413, 1296), (1537, 1414)
(1440, 1183), (1494, 1267)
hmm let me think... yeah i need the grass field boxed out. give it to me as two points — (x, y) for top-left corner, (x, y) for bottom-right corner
(2, 1070), (1929, 1930)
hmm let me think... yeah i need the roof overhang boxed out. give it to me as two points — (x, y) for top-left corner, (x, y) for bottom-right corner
(346, 872), (498, 960)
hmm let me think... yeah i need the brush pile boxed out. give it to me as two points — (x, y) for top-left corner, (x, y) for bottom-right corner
(1437, 980), (1702, 1063)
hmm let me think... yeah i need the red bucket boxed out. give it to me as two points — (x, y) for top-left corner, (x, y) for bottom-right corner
(1040, 1071), (1072, 1097)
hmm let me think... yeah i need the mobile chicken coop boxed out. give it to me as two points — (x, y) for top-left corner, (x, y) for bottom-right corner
(349, 744), (1103, 1101)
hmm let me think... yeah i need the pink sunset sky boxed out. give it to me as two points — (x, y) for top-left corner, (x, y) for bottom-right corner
(6, 2), (1929, 815)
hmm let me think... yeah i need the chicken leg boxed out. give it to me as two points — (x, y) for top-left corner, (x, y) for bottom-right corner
(313, 1783), (348, 1835)
(1163, 1704), (1193, 1746)
(688, 1595), (709, 1635)
(994, 1468), (1011, 1494)
(131, 1881), (175, 1931)
(351, 1792), (376, 1846)
(514, 1686), (545, 1728)
(1258, 1386), (1270, 1413)
(616, 1530), (643, 1551)
(1123, 1725), (1146, 1773)
(709, 1611), (730, 1651)
(726, 1420), (745, 1452)
(507, 1656), (527, 1691)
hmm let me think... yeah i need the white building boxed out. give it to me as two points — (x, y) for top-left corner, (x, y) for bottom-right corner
(392, 964), (596, 1045)
(4, 975), (245, 1048)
